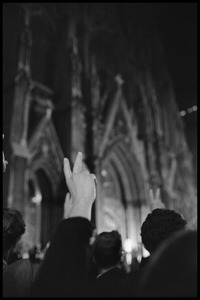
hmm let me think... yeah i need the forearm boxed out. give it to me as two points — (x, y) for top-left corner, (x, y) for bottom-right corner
(69, 203), (93, 220)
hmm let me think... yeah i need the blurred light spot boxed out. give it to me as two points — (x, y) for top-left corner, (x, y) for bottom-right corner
(32, 194), (42, 204)
(143, 246), (150, 257)
(22, 252), (29, 259)
(126, 253), (132, 265)
(124, 239), (133, 253)
(101, 169), (107, 177)
(187, 107), (193, 113)
(103, 182), (111, 187)
(180, 110), (186, 116)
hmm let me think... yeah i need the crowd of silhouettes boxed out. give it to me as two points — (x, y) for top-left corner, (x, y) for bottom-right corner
(3, 147), (197, 297)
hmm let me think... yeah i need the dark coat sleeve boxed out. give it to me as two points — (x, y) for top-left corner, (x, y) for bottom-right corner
(30, 217), (94, 297)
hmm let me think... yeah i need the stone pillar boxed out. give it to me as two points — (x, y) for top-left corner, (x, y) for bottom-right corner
(8, 153), (29, 214)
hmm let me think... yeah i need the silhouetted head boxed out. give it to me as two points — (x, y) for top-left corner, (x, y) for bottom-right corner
(140, 230), (197, 297)
(3, 208), (26, 255)
(141, 208), (187, 254)
(93, 230), (122, 269)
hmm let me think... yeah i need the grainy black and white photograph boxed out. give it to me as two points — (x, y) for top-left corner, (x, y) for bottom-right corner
(3, 3), (197, 297)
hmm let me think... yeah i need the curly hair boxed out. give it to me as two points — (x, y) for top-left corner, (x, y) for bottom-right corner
(3, 208), (26, 253)
(141, 209), (187, 254)
(93, 230), (122, 269)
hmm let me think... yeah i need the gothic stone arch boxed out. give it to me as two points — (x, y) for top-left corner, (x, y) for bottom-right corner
(94, 81), (150, 250)
(8, 70), (64, 251)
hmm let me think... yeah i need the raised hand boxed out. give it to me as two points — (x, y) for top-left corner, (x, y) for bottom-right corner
(63, 152), (96, 220)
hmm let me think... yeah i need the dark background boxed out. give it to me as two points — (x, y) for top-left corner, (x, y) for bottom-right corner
(152, 3), (197, 180)
(3, 3), (197, 179)
(152, 3), (197, 110)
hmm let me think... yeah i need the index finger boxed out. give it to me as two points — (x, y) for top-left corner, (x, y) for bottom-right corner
(73, 152), (83, 174)
(64, 158), (72, 180)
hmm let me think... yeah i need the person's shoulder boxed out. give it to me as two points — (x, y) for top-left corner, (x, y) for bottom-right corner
(6, 258), (30, 269)
(3, 259), (38, 297)
(94, 268), (130, 297)
(4, 258), (39, 276)
(97, 267), (126, 283)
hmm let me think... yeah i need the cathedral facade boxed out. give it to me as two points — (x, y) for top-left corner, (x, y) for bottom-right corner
(3, 3), (196, 255)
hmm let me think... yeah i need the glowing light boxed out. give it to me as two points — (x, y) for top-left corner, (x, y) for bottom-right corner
(126, 253), (132, 265)
(22, 252), (29, 259)
(101, 169), (107, 177)
(180, 110), (186, 116)
(32, 194), (42, 204)
(187, 107), (193, 113)
(180, 105), (197, 117)
(143, 246), (150, 258)
(124, 239), (133, 253)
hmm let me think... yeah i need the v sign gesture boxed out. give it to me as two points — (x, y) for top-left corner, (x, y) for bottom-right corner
(63, 152), (96, 220)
